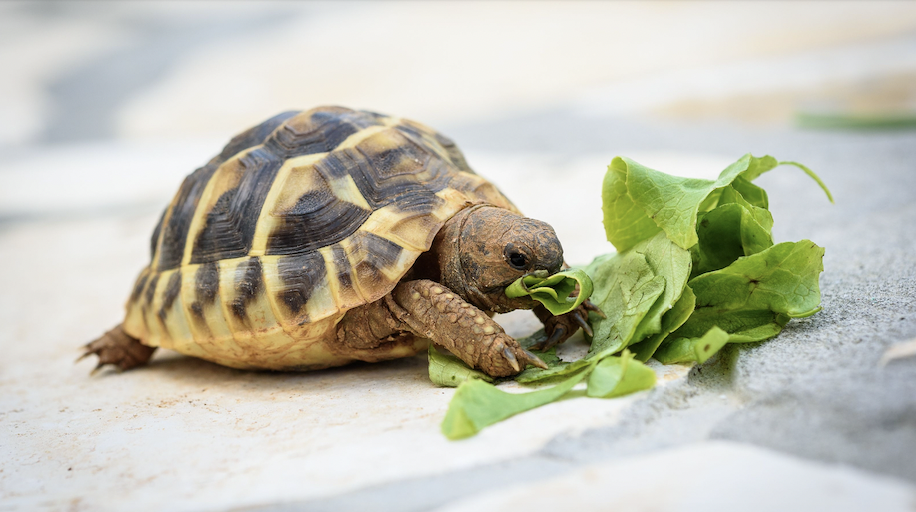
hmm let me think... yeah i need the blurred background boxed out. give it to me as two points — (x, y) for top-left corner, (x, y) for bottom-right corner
(4, 1), (916, 146)
(3, 2), (916, 511)
(3, 0), (916, 234)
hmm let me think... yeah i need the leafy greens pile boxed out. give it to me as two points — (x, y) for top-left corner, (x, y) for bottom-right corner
(432, 154), (833, 440)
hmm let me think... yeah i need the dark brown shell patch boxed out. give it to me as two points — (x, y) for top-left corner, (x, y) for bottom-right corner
(194, 261), (220, 305)
(157, 271), (182, 321)
(190, 148), (282, 264)
(351, 231), (403, 290)
(144, 273), (160, 306)
(265, 186), (372, 257)
(130, 270), (150, 303)
(266, 107), (380, 157)
(230, 257), (263, 321)
(275, 251), (327, 316)
(156, 165), (220, 271)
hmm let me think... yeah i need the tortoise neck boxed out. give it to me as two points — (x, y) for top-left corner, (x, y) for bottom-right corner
(432, 205), (496, 311)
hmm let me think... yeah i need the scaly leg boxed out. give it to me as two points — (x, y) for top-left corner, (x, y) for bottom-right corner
(391, 279), (546, 377)
(78, 324), (156, 374)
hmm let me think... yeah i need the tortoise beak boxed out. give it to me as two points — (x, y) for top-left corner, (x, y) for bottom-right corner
(532, 229), (563, 274)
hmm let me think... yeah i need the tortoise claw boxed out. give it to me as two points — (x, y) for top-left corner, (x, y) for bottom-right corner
(90, 362), (105, 376)
(522, 349), (549, 369)
(533, 324), (566, 351)
(573, 311), (593, 338)
(583, 299), (605, 319)
(502, 346), (521, 373)
(75, 347), (92, 363)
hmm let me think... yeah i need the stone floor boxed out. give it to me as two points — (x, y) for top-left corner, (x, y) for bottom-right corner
(2, 2), (916, 511)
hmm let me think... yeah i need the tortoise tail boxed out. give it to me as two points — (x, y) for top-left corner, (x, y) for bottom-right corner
(78, 324), (156, 375)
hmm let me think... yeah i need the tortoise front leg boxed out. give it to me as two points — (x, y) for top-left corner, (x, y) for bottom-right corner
(529, 301), (600, 351)
(391, 280), (547, 377)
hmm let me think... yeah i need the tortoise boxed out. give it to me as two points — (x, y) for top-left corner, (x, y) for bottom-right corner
(82, 106), (596, 377)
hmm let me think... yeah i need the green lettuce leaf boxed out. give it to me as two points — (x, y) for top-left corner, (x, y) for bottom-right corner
(672, 240), (824, 348)
(729, 176), (769, 209)
(628, 233), (693, 344)
(441, 364), (592, 440)
(442, 350), (656, 439)
(591, 277), (665, 357)
(603, 154), (832, 253)
(428, 345), (494, 387)
(519, 232), (691, 384)
(586, 350), (657, 398)
(691, 193), (774, 276)
(586, 232), (692, 354)
(514, 331), (591, 385)
(602, 159), (663, 252)
(515, 356), (592, 384)
(584, 249), (665, 357)
(505, 268), (593, 315)
(629, 284), (696, 362)
(653, 326), (731, 365)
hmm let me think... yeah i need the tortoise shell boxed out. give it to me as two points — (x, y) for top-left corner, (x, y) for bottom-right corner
(122, 106), (518, 370)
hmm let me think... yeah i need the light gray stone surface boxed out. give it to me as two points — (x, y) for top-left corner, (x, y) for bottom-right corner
(433, 442), (916, 512)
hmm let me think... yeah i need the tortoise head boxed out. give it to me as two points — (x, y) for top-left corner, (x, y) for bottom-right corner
(434, 205), (564, 313)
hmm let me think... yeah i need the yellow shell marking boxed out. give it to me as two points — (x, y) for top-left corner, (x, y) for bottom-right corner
(329, 175), (372, 210)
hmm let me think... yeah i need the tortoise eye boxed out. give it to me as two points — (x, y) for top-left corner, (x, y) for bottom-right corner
(508, 252), (528, 269)
(505, 242), (531, 270)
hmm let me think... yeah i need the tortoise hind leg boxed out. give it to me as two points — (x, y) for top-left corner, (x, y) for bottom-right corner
(79, 324), (156, 374)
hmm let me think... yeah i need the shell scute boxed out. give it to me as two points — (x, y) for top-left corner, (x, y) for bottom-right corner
(347, 230), (407, 296)
(396, 118), (475, 174)
(158, 271), (182, 321)
(267, 107), (381, 157)
(156, 166), (218, 271)
(264, 160), (373, 257)
(320, 244), (363, 312)
(271, 250), (328, 320)
(350, 130), (448, 208)
(189, 147), (284, 264)
(228, 257), (264, 322)
(218, 110), (299, 162)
